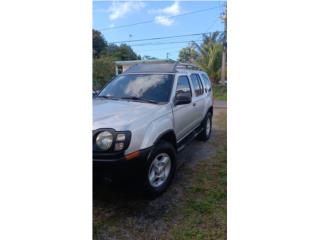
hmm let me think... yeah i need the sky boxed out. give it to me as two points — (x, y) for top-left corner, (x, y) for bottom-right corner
(93, 1), (226, 60)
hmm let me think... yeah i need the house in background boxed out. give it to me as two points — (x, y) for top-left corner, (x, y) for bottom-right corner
(114, 59), (174, 75)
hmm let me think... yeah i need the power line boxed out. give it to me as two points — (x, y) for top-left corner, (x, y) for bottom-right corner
(129, 40), (202, 47)
(195, 19), (221, 42)
(109, 32), (222, 44)
(99, 6), (220, 31)
(137, 46), (184, 52)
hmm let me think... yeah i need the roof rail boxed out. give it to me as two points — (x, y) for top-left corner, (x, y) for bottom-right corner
(121, 61), (200, 74)
(175, 63), (200, 71)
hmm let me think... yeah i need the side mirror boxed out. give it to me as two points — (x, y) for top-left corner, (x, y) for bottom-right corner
(175, 91), (192, 105)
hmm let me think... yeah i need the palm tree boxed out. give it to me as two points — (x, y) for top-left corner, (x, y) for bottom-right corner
(192, 32), (223, 84)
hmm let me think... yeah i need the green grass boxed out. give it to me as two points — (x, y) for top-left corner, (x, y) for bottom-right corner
(214, 85), (227, 100)
(169, 125), (227, 240)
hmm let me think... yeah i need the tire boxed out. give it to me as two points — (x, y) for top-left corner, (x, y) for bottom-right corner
(142, 141), (176, 198)
(198, 111), (212, 141)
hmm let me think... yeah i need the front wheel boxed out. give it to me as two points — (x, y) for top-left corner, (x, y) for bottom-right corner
(198, 112), (212, 141)
(142, 141), (176, 198)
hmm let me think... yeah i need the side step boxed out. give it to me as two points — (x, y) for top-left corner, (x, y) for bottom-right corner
(177, 127), (203, 152)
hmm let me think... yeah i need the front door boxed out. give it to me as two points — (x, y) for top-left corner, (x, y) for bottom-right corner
(172, 75), (198, 140)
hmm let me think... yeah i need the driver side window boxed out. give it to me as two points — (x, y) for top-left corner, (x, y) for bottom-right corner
(176, 75), (192, 96)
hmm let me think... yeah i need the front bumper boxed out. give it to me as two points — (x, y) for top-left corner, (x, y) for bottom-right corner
(93, 147), (153, 179)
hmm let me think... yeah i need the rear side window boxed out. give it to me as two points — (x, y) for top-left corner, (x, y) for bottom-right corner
(201, 73), (212, 92)
(176, 76), (192, 95)
(191, 73), (204, 96)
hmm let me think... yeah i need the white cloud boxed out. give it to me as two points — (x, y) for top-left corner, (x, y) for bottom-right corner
(148, 1), (181, 15)
(162, 1), (181, 15)
(155, 16), (174, 26)
(107, 1), (145, 20)
(150, 1), (181, 27)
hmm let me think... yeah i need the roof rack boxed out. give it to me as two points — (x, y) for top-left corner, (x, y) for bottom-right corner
(123, 61), (200, 74)
(175, 63), (200, 71)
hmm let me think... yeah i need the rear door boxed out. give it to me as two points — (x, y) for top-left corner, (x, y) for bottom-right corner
(172, 74), (198, 140)
(200, 72), (213, 110)
(190, 73), (206, 125)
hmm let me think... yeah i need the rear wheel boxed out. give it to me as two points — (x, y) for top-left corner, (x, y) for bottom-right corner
(142, 141), (176, 198)
(198, 112), (212, 141)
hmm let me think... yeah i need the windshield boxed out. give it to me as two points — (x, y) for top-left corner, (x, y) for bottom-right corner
(98, 74), (174, 103)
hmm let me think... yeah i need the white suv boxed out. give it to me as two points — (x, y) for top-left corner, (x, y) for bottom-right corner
(93, 62), (213, 197)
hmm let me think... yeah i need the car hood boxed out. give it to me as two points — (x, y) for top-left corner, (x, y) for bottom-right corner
(93, 99), (170, 131)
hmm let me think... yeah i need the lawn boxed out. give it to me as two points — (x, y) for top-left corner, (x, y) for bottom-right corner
(214, 85), (227, 101)
(167, 110), (227, 240)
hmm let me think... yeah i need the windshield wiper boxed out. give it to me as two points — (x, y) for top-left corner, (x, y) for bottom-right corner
(98, 95), (119, 100)
(120, 96), (159, 104)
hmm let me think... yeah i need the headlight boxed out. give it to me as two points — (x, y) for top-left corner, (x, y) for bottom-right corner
(93, 129), (131, 152)
(96, 131), (113, 150)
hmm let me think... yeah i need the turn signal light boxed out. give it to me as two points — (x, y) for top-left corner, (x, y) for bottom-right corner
(125, 151), (140, 161)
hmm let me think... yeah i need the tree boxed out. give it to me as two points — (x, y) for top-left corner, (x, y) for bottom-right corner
(192, 32), (223, 84)
(92, 29), (107, 58)
(114, 44), (140, 60)
(178, 47), (198, 63)
(93, 56), (115, 90)
(92, 29), (142, 90)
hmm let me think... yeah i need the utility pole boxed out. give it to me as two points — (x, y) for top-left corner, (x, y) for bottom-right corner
(220, 5), (227, 85)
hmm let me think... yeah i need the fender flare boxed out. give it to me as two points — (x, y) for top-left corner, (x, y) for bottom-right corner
(153, 129), (177, 149)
